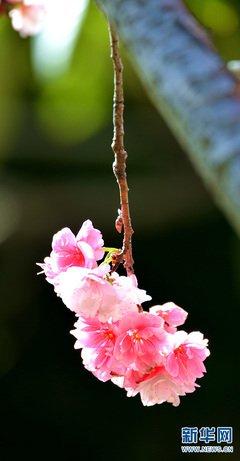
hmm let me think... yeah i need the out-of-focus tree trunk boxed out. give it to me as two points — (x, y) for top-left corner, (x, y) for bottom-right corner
(97, 0), (240, 236)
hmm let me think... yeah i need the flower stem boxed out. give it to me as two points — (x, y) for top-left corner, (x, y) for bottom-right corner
(108, 21), (134, 276)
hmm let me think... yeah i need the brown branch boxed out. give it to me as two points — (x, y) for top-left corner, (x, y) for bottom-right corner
(108, 22), (134, 275)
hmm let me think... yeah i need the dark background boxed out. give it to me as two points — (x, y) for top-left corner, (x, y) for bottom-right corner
(0, 1), (239, 459)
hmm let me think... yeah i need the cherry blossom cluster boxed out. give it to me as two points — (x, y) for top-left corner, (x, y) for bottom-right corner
(0, 0), (45, 37)
(39, 220), (210, 407)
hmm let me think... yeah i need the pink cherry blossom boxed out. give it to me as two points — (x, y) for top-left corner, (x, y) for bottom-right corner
(56, 264), (120, 320)
(56, 265), (151, 322)
(9, 1), (46, 37)
(71, 316), (123, 382)
(38, 218), (210, 406)
(165, 331), (210, 384)
(150, 302), (188, 333)
(81, 348), (112, 382)
(125, 366), (197, 407)
(111, 273), (151, 315)
(111, 368), (145, 390)
(38, 220), (104, 283)
(52, 228), (88, 269)
(76, 219), (104, 261)
(114, 312), (168, 372)
(71, 315), (118, 350)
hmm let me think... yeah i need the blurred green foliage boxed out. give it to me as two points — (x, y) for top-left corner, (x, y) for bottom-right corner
(186, 0), (240, 58)
(0, 19), (30, 153)
(36, 3), (113, 145)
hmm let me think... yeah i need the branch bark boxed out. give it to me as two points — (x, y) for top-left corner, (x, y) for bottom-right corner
(108, 23), (134, 275)
(97, 0), (240, 236)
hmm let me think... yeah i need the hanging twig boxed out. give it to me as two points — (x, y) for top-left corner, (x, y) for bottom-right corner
(108, 22), (134, 275)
